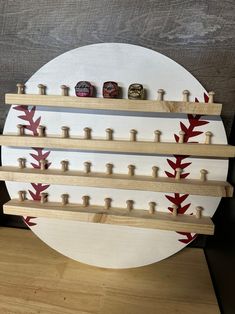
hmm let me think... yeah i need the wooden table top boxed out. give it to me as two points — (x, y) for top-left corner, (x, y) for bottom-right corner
(0, 227), (219, 314)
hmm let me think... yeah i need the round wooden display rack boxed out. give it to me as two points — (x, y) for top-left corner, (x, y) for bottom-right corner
(1, 43), (233, 268)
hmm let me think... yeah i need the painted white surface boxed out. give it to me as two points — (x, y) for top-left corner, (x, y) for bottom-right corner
(2, 43), (228, 268)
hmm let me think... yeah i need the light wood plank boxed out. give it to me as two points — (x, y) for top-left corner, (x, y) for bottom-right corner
(0, 166), (233, 197)
(5, 93), (222, 115)
(0, 134), (235, 157)
(0, 228), (220, 314)
(3, 199), (214, 234)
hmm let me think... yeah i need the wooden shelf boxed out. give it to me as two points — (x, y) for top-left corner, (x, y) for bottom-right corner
(5, 93), (222, 116)
(0, 227), (220, 313)
(1, 134), (235, 157)
(0, 228), (220, 313)
(0, 166), (233, 197)
(3, 199), (214, 235)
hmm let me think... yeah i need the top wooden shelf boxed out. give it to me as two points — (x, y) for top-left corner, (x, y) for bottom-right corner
(5, 93), (222, 116)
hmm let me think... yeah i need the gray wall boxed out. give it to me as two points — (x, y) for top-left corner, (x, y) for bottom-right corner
(0, 0), (234, 134)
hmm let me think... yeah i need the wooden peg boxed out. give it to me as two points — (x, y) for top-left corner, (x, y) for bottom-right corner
(61, 160), (69, 172)
(157, 89), (165, 101)
(40, 159), (47, 170)
(40, 192), (48, 204)
(37, 125), (46, 137)
(205, 131), (212, 144)
(152, 166), (159, 178)
(106, 163), (113, 175)
(200, 169), (208, 181)
(61, 194), (69, 206)
(38, 84), (46, 95)
(175, 168), (182, 180)
(16, 83), (25, 94)
(130, 129), (137, 142)
(17, 124), (25, 136)
(179, 130), (185, 143)
(84, 127), (92, 139)
(18, 190), (26, 202)
(154, 130), (161, 142)
(195, 206), (203, 219)
(172, 204), (178, 216)
(182, 90), (190, 102)
(61, 85), (69, 96)
(106, 128), (113, 140)
(84, 161), (92, 174)
(208, 91), (215, 103)
(149, 202), (156, 214)
(82, 195), (90, 207)
(126, 200), (134, 211)
(61, 126), (70, 138)
(18, 158), (26, 169)
(104, 198), (112, 210)
(128, 164), (135, 176)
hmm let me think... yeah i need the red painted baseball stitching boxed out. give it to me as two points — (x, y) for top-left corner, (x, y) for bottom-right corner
(14, 105), (51, 226)
(165, 93), (209, 243)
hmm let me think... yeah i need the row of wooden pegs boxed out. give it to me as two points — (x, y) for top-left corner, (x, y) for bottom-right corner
(15, 83), (216, 103)
(17, 157), (209, 181)
(17, 190), (204, 218)
(16, 124), (214, 144)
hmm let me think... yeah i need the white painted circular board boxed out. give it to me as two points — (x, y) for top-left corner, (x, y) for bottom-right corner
(2, 43), (228, 268)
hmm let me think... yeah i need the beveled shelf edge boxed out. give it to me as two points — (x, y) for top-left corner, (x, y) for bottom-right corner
(0, 134), (235, 158)
(0, 166), (233, 197)
(5, 93), (222, 116)
(3, 199), (214, 235)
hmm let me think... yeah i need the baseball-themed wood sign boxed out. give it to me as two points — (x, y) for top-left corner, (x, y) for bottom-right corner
(1, 43), (234, 268)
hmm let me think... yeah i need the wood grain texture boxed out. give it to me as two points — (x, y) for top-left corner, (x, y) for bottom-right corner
(5, 93), (222, 115)
(3, 199), (214, 235)
(0, 227), (220, 314)
(0, 1), (234, 134)
(0, 166), (233, 197)
(1, 134), (235, 157)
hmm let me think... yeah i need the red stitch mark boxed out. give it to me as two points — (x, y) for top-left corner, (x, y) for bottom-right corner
(14, 105), (51, 227)
(165, 93), (209, 243)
